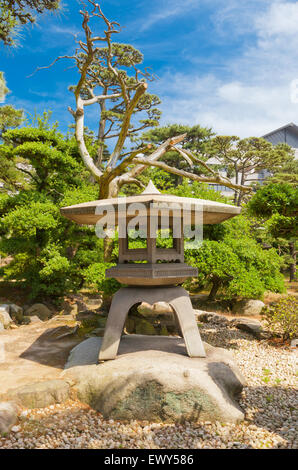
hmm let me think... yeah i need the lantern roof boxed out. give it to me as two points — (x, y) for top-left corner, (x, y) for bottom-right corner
(60, 180), (241, 225)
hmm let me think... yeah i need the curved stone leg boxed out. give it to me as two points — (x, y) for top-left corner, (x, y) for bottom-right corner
(99, 286), (206, 361)
(169, 292), (206, 358)
(98, 288), (133, 361)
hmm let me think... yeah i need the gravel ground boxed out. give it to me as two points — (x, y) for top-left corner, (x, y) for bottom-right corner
(0, 323), (297, 449)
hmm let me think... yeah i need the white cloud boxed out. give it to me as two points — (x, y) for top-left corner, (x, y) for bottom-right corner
(151, 72), (297, 137)
(150, 0), (298, 138)
(139, 0), (199, 32)
(49, 25), (80, 36)
(256, 1), (298, 37)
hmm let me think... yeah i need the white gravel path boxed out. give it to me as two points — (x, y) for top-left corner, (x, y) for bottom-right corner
(0, 323), (297, 449)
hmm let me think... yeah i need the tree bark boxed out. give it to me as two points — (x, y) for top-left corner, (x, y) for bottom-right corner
(104, 237), (114, 263)
(289, 241), (296, 282)
(208, 279), (221, 301)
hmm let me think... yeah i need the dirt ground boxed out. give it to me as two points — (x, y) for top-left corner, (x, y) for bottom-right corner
(0, 318), (80, 394)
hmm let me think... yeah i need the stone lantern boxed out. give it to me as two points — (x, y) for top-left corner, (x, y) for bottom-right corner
(61, 181), (241, 361)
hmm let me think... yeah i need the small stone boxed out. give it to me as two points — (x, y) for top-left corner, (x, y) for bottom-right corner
(28, 315), (43, 324)
(194, 310), (229, 326)
(9, 304), (24, 324)
(0, 305), (13, 328)
(11, 425), (21, 433)
(84, 298), (103, 311)
(0, 402), (17, 434)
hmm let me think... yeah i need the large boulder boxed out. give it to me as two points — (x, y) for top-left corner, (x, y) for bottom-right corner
(63, 335), (245, 424)
(26, 303), (52, 321)
(0, 402), (17, 434)
(0, 305), (13, 328)
(232, 299), (265, 317)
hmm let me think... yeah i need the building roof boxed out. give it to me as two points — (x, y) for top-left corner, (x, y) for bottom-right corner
(262, 122), (298, 139)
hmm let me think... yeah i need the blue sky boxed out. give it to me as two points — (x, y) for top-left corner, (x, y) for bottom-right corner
(1, 0), (298, 137)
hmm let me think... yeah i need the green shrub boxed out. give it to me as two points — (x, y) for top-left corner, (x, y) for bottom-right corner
(82, 262), (121, 295)
(262, 296), (298, 340)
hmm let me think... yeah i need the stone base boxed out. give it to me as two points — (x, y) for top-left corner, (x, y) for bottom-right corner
(63, 335), (245, 424)
(99, 286), (206, 360)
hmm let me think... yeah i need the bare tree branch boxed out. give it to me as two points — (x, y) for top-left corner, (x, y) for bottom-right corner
(106, 82), (148, 169)
(131, 156), (252, 193)
(124, 134), (187, 180)
(170, 146), (193, 167)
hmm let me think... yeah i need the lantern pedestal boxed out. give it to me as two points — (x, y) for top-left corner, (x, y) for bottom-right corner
(98, 286), (206, 361)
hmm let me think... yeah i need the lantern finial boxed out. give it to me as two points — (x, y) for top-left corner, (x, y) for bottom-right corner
(141, 180), (161, 195)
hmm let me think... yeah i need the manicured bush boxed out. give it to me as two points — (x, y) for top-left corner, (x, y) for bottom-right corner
(184, 216), (285, 300)
(262, 296), (298, 340)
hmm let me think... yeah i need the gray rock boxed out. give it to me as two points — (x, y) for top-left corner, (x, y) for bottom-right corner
(43, 325), (78, 340)
(49, 314), (76, 323)
(9, 304), (23, 316)
(6, 380), (70, 409)
(8, 304), (24, 324)
(63, 335), (245, 424)
(231, 318), (263, 338)
(0, 402), (17, 434)
(0, 305), (13, 328)
(137, 302), (155, 317)
(26, 303), (52, 321)
(153, 302), (173, 315)
(195, 310), (229, 326)
(85, 298), (103, 311)
(232, 300), (265, 316)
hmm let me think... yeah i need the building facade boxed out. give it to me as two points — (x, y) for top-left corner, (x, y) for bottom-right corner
(207, 122), (298, 197)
